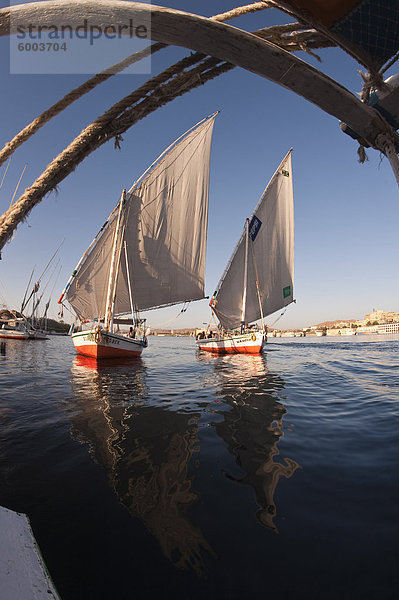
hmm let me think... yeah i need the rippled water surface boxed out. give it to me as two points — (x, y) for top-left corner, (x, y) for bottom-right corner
(1, 335), (398, 599)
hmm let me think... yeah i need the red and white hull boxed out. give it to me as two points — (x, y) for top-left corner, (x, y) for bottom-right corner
(196, 330), (265, 354)
(71, 329), (146, 359)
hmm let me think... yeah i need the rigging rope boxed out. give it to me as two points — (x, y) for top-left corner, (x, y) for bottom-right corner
(0, 2), (272, 170)
(0, 156), (11, 192)
(151, 301), (192, 328)
(269, 305), (289, 327)
(0, 1), (339, 253)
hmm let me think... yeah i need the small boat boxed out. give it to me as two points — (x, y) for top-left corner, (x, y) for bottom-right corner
(59, 113), (217, 359)
(0, 323), (29, 339)
(29, 329), (50, 340)
(197, 150), (295, 355)
(0, 309), (48, 340)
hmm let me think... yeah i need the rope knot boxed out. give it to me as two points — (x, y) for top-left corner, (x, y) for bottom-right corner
(358, 70), (386, 103)
(114, 134), (123, 150)
(357, 144), (368, 163)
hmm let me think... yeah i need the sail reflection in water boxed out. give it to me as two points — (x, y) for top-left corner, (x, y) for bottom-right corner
(199, 352), (301, 532)
(68, 355), (213, 574)
(67, 349), (300, 578)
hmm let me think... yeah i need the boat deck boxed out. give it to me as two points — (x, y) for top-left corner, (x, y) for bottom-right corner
(0, 505), (61, 599)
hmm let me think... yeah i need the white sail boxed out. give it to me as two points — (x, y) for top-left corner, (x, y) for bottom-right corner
(212, 151), (294, 330)
(63, 115), (216, 322)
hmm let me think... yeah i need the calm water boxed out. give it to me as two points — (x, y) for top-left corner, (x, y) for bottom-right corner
(1, 334), (398, 599)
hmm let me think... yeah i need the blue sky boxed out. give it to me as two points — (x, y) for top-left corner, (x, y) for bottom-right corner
(0, 0), (398, 330)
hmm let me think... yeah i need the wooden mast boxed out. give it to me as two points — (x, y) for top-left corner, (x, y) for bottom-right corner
(241, 218), (250, 333)
(104, 189), (125, 331)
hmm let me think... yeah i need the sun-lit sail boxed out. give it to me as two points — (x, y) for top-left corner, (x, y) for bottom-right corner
(59, 113), (217, 359)
(63, 115), (216, 323)
(211, 150), (294, 331)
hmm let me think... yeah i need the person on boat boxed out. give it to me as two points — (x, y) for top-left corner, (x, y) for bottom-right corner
(128, 327), (135, 338)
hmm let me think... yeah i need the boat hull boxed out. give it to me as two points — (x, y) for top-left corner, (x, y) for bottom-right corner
(0, 329), (29, 340)
(72, 329), (145, 358)
(28, 330), (49, 340)
(196, 331), (265, 354)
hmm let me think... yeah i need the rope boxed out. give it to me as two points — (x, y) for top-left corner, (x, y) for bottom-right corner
(0, 156), (11, 192)
(212, 1), (274, 21)
(357, 144), (368, 164)
(356, 68), (391, 163)
(0, 57), (233, 250)
(152, 302), (192, 327)
(0, 1), (316, 251)
(255, 24), (333, 59)
(269, 305), (289, 327)
(0, 2), (271, 170)
(0, 43), (164, 169)
(358, 70), (387, 103)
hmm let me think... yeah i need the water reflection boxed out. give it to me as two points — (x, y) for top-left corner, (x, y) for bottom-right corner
(67, 349), (300, 578)
(201, 353), (301, 532)
(68, 355), (213, 574)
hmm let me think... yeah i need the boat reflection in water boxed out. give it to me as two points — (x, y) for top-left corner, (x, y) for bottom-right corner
(198, 351), (301, 532)
(69, 355), (213, 575)
(68, 350), (300, 576)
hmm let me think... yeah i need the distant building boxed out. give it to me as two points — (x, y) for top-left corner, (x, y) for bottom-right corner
(364, 310), (399, 324)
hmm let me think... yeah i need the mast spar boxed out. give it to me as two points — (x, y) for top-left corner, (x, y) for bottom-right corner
(240, 218), (249, 333)
(104, 189), (125, 331)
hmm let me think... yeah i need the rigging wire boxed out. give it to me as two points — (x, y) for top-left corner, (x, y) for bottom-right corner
(9, 163), (27, 208)
(22, 239), (64, 312)
(0, 156), (11, 193)
(0, 274), (11, 308)
(151, 301), (192, 328)
(269, 305), (290, 327)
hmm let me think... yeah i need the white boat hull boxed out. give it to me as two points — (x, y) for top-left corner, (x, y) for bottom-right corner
(0, 329), (29, 340)
(196, 330), (265, 354)
(72, 329), (146, 359)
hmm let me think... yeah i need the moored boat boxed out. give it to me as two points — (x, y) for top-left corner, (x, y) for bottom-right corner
(0, 325), (29, 340)
(0, 309), (48, 340)
(197, 150), (295, 355)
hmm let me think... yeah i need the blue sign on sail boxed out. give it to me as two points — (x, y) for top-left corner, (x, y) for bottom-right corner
(249, 215), (262, 241)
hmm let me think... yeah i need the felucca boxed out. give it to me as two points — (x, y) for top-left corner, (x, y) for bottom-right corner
(59, 113), (217, 358)
(197, 150), (294, 354)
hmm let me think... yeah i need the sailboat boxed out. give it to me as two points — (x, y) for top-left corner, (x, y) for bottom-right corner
(58, 113), (217, 359)
(0, 309), (30, 339)
(196, 150), (294, 354)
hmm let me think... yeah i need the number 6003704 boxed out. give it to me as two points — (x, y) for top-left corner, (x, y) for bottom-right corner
(17, 42), (67, 51)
